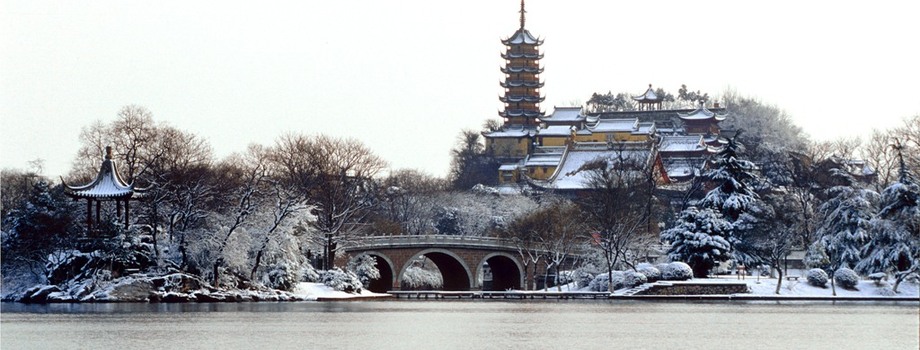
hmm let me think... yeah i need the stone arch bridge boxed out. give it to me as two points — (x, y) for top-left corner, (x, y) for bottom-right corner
(337, 235), (578, 293)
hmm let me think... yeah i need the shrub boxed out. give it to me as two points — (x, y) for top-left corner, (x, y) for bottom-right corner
(662, 262), (693, 281)
(301, 264), (320, 283)
(573, 265), (598, 289)
(834, 268), (859, 290)
(806, 268), (828, 288)
(400, 266), (443, 290)
(867, 272), (887, 287)
(320, 268), (363, 293)
(588, 273), (609, 292)
(636, 263), (661, 282)
(623, 271), (648, 287)
(262, 263), (298, 291)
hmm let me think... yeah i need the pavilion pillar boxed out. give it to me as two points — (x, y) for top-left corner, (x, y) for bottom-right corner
(124, 200), (130, 229)
(117, 200), (122, 218)
(96, 200), (101, 227)
(86, 199), (93, 230)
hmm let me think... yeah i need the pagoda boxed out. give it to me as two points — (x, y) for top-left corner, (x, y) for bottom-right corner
(62, 146), (147, 230)
(485, 0), (544, 160)
(498, 0), (544, 127)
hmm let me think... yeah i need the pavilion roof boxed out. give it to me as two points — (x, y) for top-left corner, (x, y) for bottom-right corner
(678, 101), (727, 121)
(63, 147), (145, 199)
(632, 84), (662, 102)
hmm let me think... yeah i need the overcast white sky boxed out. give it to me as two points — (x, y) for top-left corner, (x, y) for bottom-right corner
(2, 0), (918, 179)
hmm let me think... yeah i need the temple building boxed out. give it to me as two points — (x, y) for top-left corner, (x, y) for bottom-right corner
(482, 2), (729, 191)
(62, 146), (147, 230)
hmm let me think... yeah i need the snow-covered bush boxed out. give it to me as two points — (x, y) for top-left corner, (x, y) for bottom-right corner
(806, 268), (828, 288)
(867, 272), (888, 286)
(262, 262), (298, 291)
(655, 263), (670, 277)
(623, 271), (647, 287)
(588, 273), (610, 292)
(834, 268), (859, 290)
(301, 264), (319, 283)
(320, 268), (363, 293)
(636, 263), (661, 282)
(400, 266), (443, 290)
(573, 265), (598, 288)
(610, 271), (626, 290)
(661, 262), (693, 281)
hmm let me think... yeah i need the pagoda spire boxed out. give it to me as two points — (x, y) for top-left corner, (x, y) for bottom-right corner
(519, 0), (526, 29)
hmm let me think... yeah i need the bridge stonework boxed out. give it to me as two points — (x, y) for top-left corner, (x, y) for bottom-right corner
(336, 236), (554, 292)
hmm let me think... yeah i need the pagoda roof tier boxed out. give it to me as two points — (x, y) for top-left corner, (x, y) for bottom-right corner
(63, 146), (146, 200)
(502, 28), (543, 45)
(501, 66), (544, 74)
(500, 95), (545, 103)
(678, 101), (727, 121)
(500, 109), (544, 118)
(501, 80), (544, 88)
(632, 84), (663, 102)
(502, 52), (544, 60)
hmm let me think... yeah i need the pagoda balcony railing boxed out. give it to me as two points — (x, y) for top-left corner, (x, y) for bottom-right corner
(500, 80), (544, 88)
(500, 95), (545, 103)
(501, 66), (543, 74)
(502, 52), (543, 60)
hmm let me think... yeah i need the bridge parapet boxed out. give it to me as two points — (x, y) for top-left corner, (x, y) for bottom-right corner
(344, 235), (521, 252)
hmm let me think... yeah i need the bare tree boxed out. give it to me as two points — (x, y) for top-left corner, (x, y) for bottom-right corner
(578, 143), (657, 291)
(272, 134), (387, 270)
(210, 145), (270, 287)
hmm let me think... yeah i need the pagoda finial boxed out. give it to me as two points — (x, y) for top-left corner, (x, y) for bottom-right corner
(105, 146), (113, 160)
(519, 0), (526, 29)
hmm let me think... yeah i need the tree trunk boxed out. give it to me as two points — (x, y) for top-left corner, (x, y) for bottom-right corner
(774, 264), (783, 295)
(212, 258), (223, 288)
(830, 277), (837, 296)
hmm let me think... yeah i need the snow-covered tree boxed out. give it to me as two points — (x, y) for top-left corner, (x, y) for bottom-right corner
(347, 254), (381, 287)
(857, 143), (920, 292)
(812, 177), (879, 295)
(661, 207), (732, 278)
(698, 134), (760, 222)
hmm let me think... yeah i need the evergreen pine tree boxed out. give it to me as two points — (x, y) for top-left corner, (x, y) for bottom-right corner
(661, 207), (732, 278)
(857, 141), (920, 292)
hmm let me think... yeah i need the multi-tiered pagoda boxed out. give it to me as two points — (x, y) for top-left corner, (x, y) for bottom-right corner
(499, 0), (544, 127)
(485, 1), (544, 160)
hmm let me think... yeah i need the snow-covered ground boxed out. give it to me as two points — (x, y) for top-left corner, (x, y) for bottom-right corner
(291, 282), (390, 300)
(542, 275), (919, 298)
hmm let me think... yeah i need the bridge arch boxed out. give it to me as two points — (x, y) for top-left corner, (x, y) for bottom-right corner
(477, 252), (524, 291)
(348, 251), (396, 293)
(398, 248), (473, 291)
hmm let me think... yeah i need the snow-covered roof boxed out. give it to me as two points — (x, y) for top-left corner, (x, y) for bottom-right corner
(63, 147), (144, 199)
(524, 146), (565, 167)
(661, 157), (706, 182)
(632, 84), (662, 102)
(543, 106), (585, 122)
(588, 118), (638, 133)
(678, 101), (727, 121)
(499, 163), (520, 171)
(632, 122), (656, 135)
(484, 127), (533, 138)
(659, 135), (706, 153)
(503, 29), (542, 45)
(537, 125), (573, 136)
(544, 144), (652, 190)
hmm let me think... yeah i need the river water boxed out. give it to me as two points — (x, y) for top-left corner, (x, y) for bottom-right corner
(2, 300), (917, 349)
